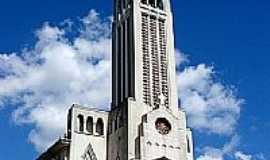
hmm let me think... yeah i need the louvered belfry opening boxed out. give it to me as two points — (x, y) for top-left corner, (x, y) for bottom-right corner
(141, 12), (169, 108)
(150, 15), (160, 107)
(159, 19), (169, 107)
(142, 13), (151, 106)
(141, 0), (164, 10)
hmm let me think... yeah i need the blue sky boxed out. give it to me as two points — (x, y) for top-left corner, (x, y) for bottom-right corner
(0, 0), (269, 159)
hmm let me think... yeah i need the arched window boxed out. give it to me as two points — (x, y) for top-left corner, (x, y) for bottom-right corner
(96, 118), (104, 136)
(77, 115), (84, 132)
(149, 0), (156, 7)
(157, 0), (164, 10)
(86, 116), (93, 134)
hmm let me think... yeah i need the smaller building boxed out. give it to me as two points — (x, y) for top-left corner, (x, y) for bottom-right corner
(37, 138), (70, 160)
(37, 104), (109, 160)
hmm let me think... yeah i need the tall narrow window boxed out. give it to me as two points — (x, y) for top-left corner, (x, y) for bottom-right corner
(96, 118), (104, 136)
(114, 116), (118, 131)
(187, 136), (191, 153)
(77, 115), (84, 132)
(86, 116), (93, 135)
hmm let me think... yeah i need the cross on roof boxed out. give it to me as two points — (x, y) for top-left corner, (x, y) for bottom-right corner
(158, 94), (166, 106)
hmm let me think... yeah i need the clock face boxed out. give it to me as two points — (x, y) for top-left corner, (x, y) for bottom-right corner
(155, 118), (171, 135)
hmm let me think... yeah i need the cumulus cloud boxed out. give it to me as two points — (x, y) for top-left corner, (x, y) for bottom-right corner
(177, 64), (243, 135)
(197, 135), (239, 160)
(235, 152), (252, 160)
(234, 152), (267, 160)
(197, 138), (266, 160)
(197, 136), (266, 160)
(254, 153), (267, 160)
(175, 49), (189, 66)
(0, 9), (244, 154)
(0, 10), (111, 151)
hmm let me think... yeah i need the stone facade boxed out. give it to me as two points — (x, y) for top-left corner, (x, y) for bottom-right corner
(37, 105), (109, 160)
(37, 0), (194, 160)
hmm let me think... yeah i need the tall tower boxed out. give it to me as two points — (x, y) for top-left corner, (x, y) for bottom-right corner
(109, 0), (194, 160)
(112, 0), (178, 113)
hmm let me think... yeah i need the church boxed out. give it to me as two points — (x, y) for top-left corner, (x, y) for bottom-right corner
(37, 0), (194, 159)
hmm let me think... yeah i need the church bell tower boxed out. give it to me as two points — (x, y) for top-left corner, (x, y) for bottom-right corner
(112, 0), (178, 113)
(36, 1), (195, 160)
(109, 0), (194, 159)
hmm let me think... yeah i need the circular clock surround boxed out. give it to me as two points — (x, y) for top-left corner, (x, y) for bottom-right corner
(155, 118), (172, 135)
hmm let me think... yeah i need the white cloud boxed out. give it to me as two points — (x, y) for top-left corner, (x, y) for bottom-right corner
(175, 49), (189, 66)
(36, 23), (64, 42)
(0, 9), (111, 152)
(177, 64), (243, 135)
(80, 10), (112, 40)
(197, 151), (223, 160)
(234, 152), (267, 160)
(235, 152), (252, 160)
(197, 135), (266, 160)
(197, 135), (239, 160)
(255, 153), (267, 160)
